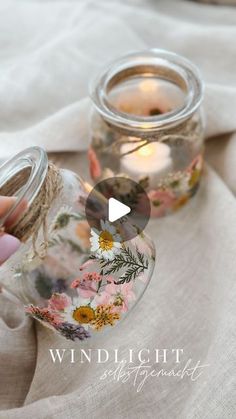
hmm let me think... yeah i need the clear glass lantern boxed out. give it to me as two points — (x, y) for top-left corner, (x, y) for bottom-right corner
(0, 147), (155, 342)
(89, 49), (204, 217)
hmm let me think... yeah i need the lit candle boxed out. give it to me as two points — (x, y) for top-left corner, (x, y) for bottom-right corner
(139, 79), (159, 93)
(113, 78), (183, 117)
(120, 140), (173, 188)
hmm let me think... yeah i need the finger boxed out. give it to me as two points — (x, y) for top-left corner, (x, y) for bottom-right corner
(0, 233), (21, 264)
(0, 196), (16, 217)
(4, 198), (28, 229)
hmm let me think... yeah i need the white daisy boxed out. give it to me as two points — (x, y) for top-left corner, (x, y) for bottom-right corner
(63, 298), (94, 328)
(175, 173), (191, 194)
(51, 205), (76, 232)
(90, 220), (122, 260)
(113, 176), (133, 195)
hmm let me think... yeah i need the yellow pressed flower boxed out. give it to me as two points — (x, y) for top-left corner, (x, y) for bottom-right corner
(92, 304), (120, 331)
(72, 306), (95, 324)
(189, 169), (201, 189)
(173, 195), (189, 211)
(99, 230), (114, 251)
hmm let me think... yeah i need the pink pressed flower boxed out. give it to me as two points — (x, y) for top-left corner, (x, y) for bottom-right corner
(83, 272), (101, 282)
(49, 311), (63, 325)
(79, 259), (95, 271)
(95, 282), (135, 313)
(48, 293), (71, 311)
(71, 272), (102, 298)
(78, 281), (98, 298)
(187, 154), (203, 173)
(94, 289), (110, 306)
(25, 305), (63, 326)
(88, 147), (102, 180)
(71, 278), (80, 289)
(148, 189), (175, 217)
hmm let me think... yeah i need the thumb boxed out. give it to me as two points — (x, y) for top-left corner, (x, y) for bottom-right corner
(0, 233), (21, 265)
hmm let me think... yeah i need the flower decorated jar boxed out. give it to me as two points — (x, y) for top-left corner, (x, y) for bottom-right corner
(89, 49), (205, 217)
(0, 147), (155, 342)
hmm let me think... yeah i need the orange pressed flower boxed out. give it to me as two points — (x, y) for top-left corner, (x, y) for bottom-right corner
(91, 304), (120, 331)
(75, 220), (90, 248)
(173, 195), (189, 211)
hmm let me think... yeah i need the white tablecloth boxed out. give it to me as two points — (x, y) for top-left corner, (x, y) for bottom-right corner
(0, 1), (236, 418)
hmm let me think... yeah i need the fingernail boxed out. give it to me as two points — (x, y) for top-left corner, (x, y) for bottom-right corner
(0, 234), (20, 263)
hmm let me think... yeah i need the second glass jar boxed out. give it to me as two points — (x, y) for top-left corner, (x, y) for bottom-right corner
(89, 49), (204, 217)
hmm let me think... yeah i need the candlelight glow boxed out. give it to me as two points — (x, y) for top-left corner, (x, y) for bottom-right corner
(139, 79), (158, 93)
(137, 143), (154, 157)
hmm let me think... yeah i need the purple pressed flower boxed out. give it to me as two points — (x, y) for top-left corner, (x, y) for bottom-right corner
(56, 322), (91, 341)
(52, 279), (67, 293)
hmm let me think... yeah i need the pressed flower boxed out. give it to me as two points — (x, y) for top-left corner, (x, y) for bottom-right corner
(112, 177), (133, 195)
(148, 189), (175, 217)
(48, 293), (71, 311)
(71, 272), (102, 298)
(88, 147), (102, 180)
(52, 206), (74, 230)
(64, 298), (94, 325)
(52, 278), (68, 294)
(95, 282), (135, 312)
(79, 259), (96, 271)
(54, 213), (71, 229)
(187, 154), (203, 189)
(56, 322), (91, 341)
(173, 195), (189, 210)
(25, 305), (62, 325)
(90, 220), (122, 260)
(169, 173), (191, 195)
(75, 220), (91, 249)
(83, 272), (101, 282)
(72, 306), (95, 324)
(91, 304), (120, 330)
(189, 170), (201, 189)
(71, 278), (80, 289)
(188, 154), (203, 172)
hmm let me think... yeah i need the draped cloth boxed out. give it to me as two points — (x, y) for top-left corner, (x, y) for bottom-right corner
(0, 1), (235, 418)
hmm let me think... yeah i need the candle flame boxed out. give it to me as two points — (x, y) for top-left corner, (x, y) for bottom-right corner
(139, 79), (158, 93)
(137, 143), (154, 157)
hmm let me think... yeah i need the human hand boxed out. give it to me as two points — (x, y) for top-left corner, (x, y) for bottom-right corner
(0, 196), (22, 265)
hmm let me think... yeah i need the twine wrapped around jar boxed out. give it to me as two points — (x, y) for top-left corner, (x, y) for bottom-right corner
(0, 162), (62, 258)
(102, 116), (202, 158)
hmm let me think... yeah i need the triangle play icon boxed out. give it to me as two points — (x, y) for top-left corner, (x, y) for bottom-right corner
(108, 197), (131, 223)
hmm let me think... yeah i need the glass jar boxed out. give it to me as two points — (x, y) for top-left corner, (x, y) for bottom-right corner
(89, 49), (204, 217)
(0, 147), (155, 342)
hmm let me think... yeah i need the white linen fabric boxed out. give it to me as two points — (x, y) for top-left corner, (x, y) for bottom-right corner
(0, 1), (236, 418)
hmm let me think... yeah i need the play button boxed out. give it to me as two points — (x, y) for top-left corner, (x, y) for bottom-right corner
(85, 176), (151, 242)
(108, 198), (131, 222)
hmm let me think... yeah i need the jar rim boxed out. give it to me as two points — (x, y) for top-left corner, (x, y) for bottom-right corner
(90, 49), (204, 132)
(0, 147), (48, 229)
